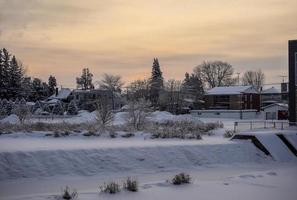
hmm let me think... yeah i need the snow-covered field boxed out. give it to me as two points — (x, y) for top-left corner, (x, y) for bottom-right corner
(0, 111), (296, 200)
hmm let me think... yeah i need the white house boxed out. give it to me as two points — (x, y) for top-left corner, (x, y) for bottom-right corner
(262, 103), (288, 120)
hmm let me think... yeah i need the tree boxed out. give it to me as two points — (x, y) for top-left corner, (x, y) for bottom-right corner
(99, 74), (124, 93)
(159, 79), (183, 113)
(127, 98), (151, 130)
(95, 96), (114, 128)
(242, 70), (265, 90)
(149, 58), (164, 107)
(182, 72), (204, 101)
(127, 79), (149, 101)
(194, 61), (235, 88)
(76, 68), (94, 90)
(13, 98), (30, 124)
(99, 74), (124, 110)
(67, 100), (78, 115)
(0, 48), (11, 98)
(52, 101), (64, 115)
(8, 55), (24, 99)
(48, 75), (57, 96)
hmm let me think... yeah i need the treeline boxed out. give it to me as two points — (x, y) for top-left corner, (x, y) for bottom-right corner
(0, 48), (57, 101)
(1, 48), (265, 111)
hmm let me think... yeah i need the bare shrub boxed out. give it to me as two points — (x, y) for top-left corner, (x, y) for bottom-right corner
(61, 186), (78, 200)
(171, 173), (191, 185)
(99, 182), (121, 194)
(127, 99), (151, 130)
(123, 177), (138, 192)
(95, 97), (114, 128)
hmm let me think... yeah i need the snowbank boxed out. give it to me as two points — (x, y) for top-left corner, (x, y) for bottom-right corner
(0, 114), (20, 125)
(0, 139), (270, 180)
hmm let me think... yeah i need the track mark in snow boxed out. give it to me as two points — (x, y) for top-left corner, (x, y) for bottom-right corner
(267, 171), (277, 176)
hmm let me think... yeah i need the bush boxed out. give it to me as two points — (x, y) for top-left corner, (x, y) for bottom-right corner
(171, 173), (191, 185)
(224, 130), (235, 138)
(99, 182), (121, 194)
(123, 177), (138, 192)
(61, 186), (78, 200)
(121, 132), (135, 138)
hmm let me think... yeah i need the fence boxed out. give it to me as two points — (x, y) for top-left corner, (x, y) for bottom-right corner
(233, 120), (295, 132)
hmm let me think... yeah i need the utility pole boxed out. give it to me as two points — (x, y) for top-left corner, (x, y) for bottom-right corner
(279, 75), (287, 83)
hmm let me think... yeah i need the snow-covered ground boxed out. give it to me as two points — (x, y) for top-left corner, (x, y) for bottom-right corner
(0, 111), (296, 200)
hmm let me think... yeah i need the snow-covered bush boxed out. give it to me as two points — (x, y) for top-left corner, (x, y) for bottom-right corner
(224, 130), (235, 138)
(12, 98), (30, 124)
(171, 173), (191, 185)
(99, 182), (121, 194)
(61, 186), (78, 200)
(121, 132), (135, 138)
(67, 100), (78, 115)
(123, 177), (138, 192)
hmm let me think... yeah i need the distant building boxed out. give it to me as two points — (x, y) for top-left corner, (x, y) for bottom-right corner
(261, 103), (288, 120)
(71, 89), (123, 111)
(260, 87), (282, 107)
(205, 86), (260, 110)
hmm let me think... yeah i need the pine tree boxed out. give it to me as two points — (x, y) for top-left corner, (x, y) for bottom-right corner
(76, 68), (94, 90)
(48, 75), (57, 96)
(8, 56), (23, 99)
(0, 48), (10, 98)
(149, 58), (164, 107)
(67, 100), (78, 115)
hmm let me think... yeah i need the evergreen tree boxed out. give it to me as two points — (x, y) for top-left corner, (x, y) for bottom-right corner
(76, 68), (94, 90)
(0, 99), (9, 116)
(182, 73), (204, 100)
(48, 75), (57, 96)
(67, 100), (78, 115)
(0, 48), (10, 98)
(8, 56), (23, 99)
(149, 58), (164, 107)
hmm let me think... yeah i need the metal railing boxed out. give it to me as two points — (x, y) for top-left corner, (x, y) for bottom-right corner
(233, 120), (296, 132)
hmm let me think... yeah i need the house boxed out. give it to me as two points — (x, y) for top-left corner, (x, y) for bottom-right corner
(262, 103), (288, 120)
(47, 88), (72, 103)
(260, 87), (282, 107)
(71, 89), (123, 111)
(204, 86), (260, 110)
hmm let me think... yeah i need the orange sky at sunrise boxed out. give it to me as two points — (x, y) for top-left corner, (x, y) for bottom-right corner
(0, 0), (296, 87)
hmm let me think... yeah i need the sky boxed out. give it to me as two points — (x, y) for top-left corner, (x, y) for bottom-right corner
(0, 0), (296, 88)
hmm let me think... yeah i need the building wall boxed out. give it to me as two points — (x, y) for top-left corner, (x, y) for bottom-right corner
(229, 95), (241, 110)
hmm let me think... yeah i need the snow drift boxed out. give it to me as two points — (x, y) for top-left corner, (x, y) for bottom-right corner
(0, 141), (270, 180)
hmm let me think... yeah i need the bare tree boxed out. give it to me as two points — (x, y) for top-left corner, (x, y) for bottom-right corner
(127, 79), (149, 101)
(194, 61), (236, 88)
(98, 74), (124, 110)
(242, 70), (265, 90)
(95, 97), (114, 128)
(159, 79), (184, 113)
(127, 99), (151, 130)
(99, 74), (124, 93)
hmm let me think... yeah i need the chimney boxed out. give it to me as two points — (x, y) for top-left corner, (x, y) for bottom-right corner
(55, 88), (59, 96)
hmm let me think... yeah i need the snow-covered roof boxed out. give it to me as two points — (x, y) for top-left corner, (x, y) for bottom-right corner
(262, 103), (288, 110)
(48, 88), (72, 100)
(206, 86), (258, 95)
(261, 87), (280, 94)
